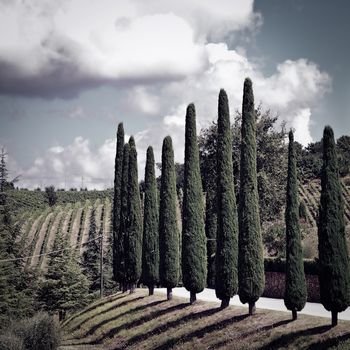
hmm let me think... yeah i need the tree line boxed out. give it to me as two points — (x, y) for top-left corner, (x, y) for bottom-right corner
(112, 78), (350, 326)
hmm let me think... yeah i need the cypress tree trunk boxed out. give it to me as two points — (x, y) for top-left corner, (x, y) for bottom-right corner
(141, 146), (159, 296)
(167, 287), (173, 300)
(215, 89), (239, 306)
(284, 130), (307, 320)
(116, 144), (130, 290)
(206, 188), (217, 289)
(159, 136), (179, 300)
(318, 126), (350, 327)
(182, 104), (207, 304)
(149, 285), (154, 296)
(125, 143), (143, 288)
(292, 309), (297, 321)
(238, 78), (264, 314)
(332, 311), (338, 327)
(112, 123), (124, 285)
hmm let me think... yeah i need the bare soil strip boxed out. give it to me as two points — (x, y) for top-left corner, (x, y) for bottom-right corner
(70, 207), (83, 248)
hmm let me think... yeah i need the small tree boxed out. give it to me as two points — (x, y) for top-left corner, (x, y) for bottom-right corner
(318, 126), (350, 326)
(112, 123), (124, 283)
(238, 78), (265, 315)
(141, 146), (159, 295)
(38, 233), (89, 320)
(116, 144), (130, 292)
(159, 136), (179, 300)
(45, 186), (57, 207)
(284, 130), (307, 320)
(182, 103), (207, 304)
(124, 144), (143, 293)
(215, 89), (239, 308)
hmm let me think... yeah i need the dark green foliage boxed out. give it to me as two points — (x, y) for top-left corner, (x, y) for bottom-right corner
(115, 144), (130, 285)
(129, 136), (136, 148)
(263, 222), (286, 257)
(284, 131), (307, 314)
(205, 188), (217, 289)
(182, 103), (207, 295)
(45, 186), (57, 207)
(159, 136), (179, 288)
(215, 90), (238, 302)
(337, 135), (350, 176)
(141, 147), (159, 289)
(238, 78), (265, 306)
(0, 313), (60, 350)
(81, 207), (100, 291)
(38, 233), (89, 315)
(112, 123), (124, 282)
(264, 257), (318, 275)
(199, 107), (287, 224)
(299, 201), (307, 220)
(318, 126), (350, 314)
(124, 145), (143, 284)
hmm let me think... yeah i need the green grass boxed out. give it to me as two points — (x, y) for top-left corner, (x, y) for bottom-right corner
(60, 289), (350, 350)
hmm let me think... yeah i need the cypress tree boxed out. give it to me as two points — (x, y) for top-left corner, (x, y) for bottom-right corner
(215, 89), (239, 308)
(142, 146), (159, 295)
(182, 103), (207, 304)
(284, 130), (307, 320)
(206, 188), (217, 289)
(159, 136), (179, 300)
(129, 136), (136, 148)
(318, 126), (350, 326)
(116, 143), (130, 292)
(238, 78), (265, 315)
(112, 123), (124, 283)
(125, 143), (143, 293)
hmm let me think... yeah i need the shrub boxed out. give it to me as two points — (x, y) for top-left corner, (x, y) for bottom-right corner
(0, 332), (24, 350)
(264, 257), (318, 275)
(15, 313), (60, 350)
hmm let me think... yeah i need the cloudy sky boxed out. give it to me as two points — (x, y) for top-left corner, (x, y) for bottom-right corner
(0, 0), (349, 189)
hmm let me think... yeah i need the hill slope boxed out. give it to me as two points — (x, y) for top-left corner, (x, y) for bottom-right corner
(60, 289), (350, 350)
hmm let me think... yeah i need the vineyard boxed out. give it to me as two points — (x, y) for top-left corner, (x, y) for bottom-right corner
(9, 176), (350, 273)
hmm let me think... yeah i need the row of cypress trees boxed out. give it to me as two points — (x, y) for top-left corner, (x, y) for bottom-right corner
(112, 78), (350, 324)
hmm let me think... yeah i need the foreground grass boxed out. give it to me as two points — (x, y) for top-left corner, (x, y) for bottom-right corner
(60, 289), (350, 350)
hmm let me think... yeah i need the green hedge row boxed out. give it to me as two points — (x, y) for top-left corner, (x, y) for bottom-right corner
(264, 257), (319, 275)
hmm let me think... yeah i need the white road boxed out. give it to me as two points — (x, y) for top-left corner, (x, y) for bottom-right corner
(156, 287), (350, 321)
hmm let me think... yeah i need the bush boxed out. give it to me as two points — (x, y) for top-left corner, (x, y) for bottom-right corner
(0, 332), (24, 350)
(262, 222), (286, 257)
(13, 313), (60, 350)
(264, 257), (318, 275)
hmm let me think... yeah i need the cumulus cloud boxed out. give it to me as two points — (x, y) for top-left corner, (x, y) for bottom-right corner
(19, 137), (116, 190)
(0, 0), (257, 98)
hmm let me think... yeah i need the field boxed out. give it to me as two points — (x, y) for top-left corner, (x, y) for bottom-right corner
(59, 289), (350, 350)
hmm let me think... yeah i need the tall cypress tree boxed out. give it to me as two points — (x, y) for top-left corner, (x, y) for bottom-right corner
(116, 143), (130, 292)
(206, 188), (217, 289)
(142, 146), (159, 296)
(129, 136), (136, 148)
(215, 89), (239, 308)
(284, 130), (307, 320)
(238, 78), (265, 315)
(159, 136), (179, 300)
(182, 103), (207, 304)
(125, 143), (143, 293)
(112, 123), (124, 284)
(318, 126), (350, 326)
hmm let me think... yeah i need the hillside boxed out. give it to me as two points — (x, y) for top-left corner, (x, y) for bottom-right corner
(60, 289), (350, 350)
(12, 177), (350, 268)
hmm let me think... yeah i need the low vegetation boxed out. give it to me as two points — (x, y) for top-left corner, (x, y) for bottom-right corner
(61, 289), (350, 350)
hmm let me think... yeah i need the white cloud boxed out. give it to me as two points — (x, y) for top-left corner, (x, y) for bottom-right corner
(20, 137), (116, 190)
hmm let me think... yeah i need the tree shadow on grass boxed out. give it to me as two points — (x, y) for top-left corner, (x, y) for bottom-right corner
(210, 318), (292, 349)
(62, 293), (126, 326)
(307, 332), (350, 350)
(259, 324), (333, 350)
(87, 302), (190, 345)
(67, 295), (146, 334)
(116, 307), (246, 350)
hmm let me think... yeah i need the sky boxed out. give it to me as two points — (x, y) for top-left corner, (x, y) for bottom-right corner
(0, 0), (349, 189)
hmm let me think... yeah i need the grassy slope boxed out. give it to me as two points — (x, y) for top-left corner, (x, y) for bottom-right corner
(60, 289), (350, 350)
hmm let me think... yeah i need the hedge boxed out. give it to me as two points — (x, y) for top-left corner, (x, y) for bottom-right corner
(264, 257), (318, 275)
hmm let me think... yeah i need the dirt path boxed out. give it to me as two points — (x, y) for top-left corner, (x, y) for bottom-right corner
(70, 207), (83, 247)
(95, 203), (104, 235)
(30, 212), (53, 267)
(79, 205), (92, 255)
(41, 210), (64, 272)
(24, 214), (43, 249)
(103, 199), (111, 249)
